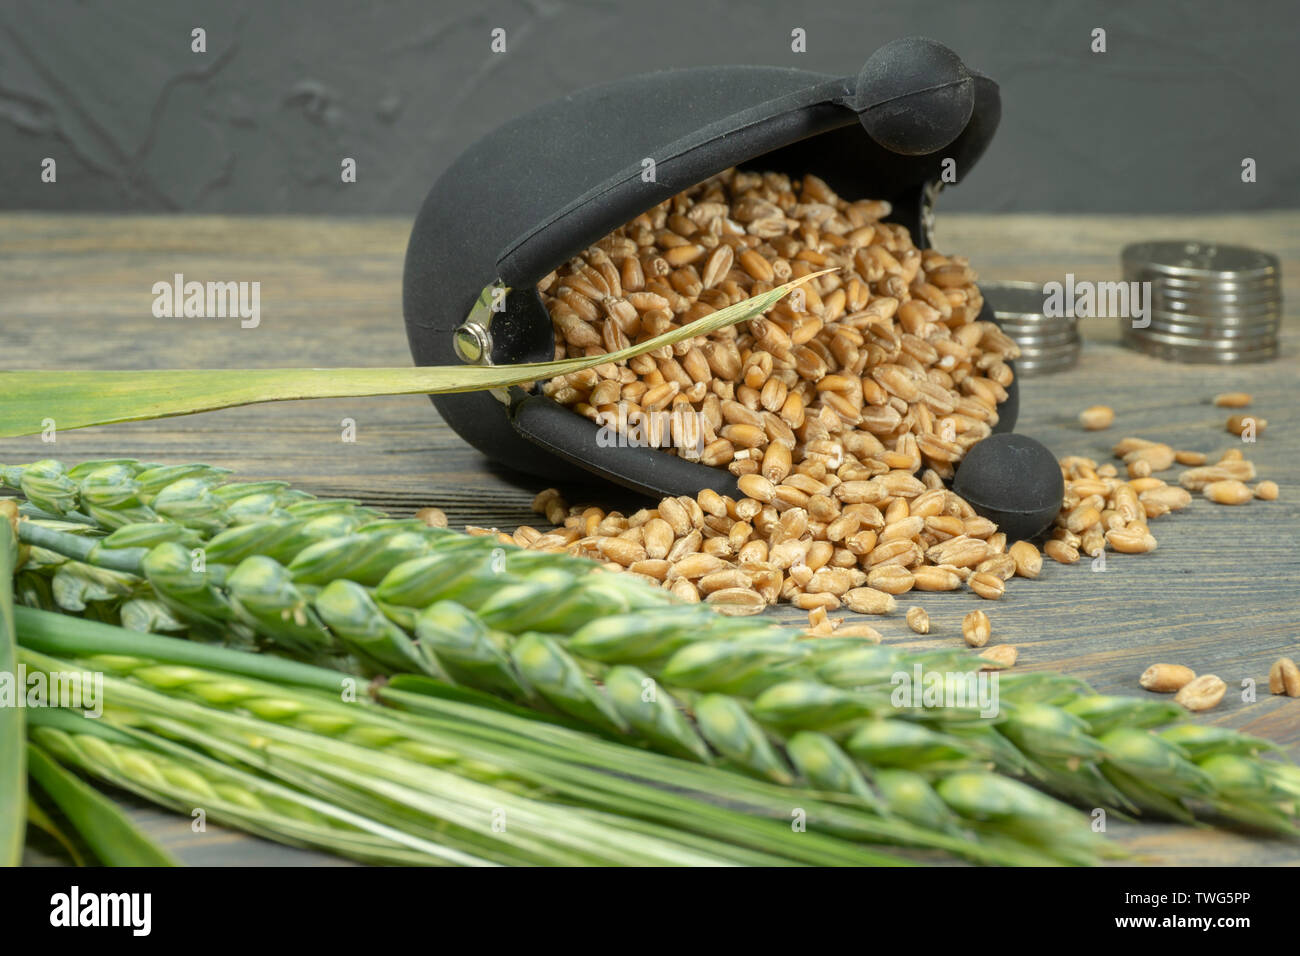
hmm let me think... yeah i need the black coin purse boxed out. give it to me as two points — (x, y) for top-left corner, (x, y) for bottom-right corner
(403, 36), (1018, 499)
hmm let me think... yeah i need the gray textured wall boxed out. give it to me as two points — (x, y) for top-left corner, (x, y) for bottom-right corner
(2, 0), (1296, 214)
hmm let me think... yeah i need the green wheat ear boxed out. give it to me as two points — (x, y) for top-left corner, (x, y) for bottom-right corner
(7, 460), (1299, 867)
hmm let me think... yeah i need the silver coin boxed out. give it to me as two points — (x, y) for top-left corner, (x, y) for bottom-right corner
(1138, 287), (1279, 310)
(1004, 333), (1077, 345)
(980, 280), (1052, 317)
(1151, 302), (1282, 320)
(1016, 346), (1081, 359)
(1017, 368), (1079, 379)
(1014, 347), (1082, 360)
(1129, 304), (1279, 320)
(1128, 326), (1277, 348)
(1016, 352), (1079, 366)
(1125, 280), (1278, 304)
(1150, 300), (1282, 321)
(1154, 283), (1284, 303)
(994, 312), (1069, 321)
(993, 319), (1076, 330)
(1124, 327), (1278, 352)
(1144, 323), (1274, 343)
(1013, 331), (1082, 345)
(1014, 332), (1081, 344)
(1128, 282), (1280, 305)
(1122, 241), (1280, 280)
(1008, 345), (1081, 356)
(1147, 306), (1281, 324)
(1017, 359), (1081, 373)
(1008, 331), (1081, 349)
(1123, 269), (1281, 293)
(1000, 317), (1079, 331)
(1142, 320), (1279, 338)
(1016, 352), (1080, 363)
(1122, 330), (1275, 353)
(1146, 315), (1280, 334)
(1016, 344), (1082, 359)
(1147, 312), (1279, 331)
(1018, 355), (1083, 369)
(1015, 356), (1080, 376)
(1124, 347), (1276, 366)
(998, 329), (1078, 343)
(998, 316), (1081, 330)
(1124, 263), (1280, 284)
(1013, 338), (1086, 348)
(1003, 334), (1079, 347)
(1121, 334), (1278, 365)
(1149, 278), (1279, 297)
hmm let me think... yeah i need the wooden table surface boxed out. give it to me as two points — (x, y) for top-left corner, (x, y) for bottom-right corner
(3, 211), (1298, 866)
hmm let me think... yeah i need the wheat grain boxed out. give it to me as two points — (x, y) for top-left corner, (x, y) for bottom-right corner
(979, 645), (1018, 668)
(1043, 539), (1079, 564)
(842, 586), (896, 615)
(864, 566), (913, 595)
(1139, 664), (1196, 693)
(968, 572), (1005, 601)
(1179, 461), (1257, 490)
(1079, 406), (1114, 430)
(1123, 444), (1175, 472)
(1104, 528), (1157, 553)
(961, 610), (991, 648)
(975, 554), (1017, 581)
(704, 587), (767, 616)
(1226, 414), (1265, 436)
(1203, 480), (1253, 505)
(1268, 658), (1300, 697)
(1213, 392), (1252, 407)
(912, 566), (963, 591)
(1008, 541), (1042, 579)
(414, 507), (448, 529)
(1174, 675), (1226, 712)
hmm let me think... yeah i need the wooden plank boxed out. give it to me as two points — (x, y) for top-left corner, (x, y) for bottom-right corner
(4, 212), (1298, 865)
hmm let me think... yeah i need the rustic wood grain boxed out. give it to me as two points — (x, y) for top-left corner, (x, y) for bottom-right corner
(3, 212), (1297, 866)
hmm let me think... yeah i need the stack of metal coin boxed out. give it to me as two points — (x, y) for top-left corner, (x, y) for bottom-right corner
(979, 280), (1080, 376)
(1120, 241), (1281, 364)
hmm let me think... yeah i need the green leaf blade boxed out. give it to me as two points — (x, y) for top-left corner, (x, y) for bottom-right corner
(0, 503), (25, 865)
(26, 743), (179, 867)
(25, 796), (91, 866)
(0, 274), (823, 437)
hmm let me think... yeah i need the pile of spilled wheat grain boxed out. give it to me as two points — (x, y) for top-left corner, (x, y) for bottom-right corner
(426, 166), (1280, 663)
(505, 432), (1271, 619)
